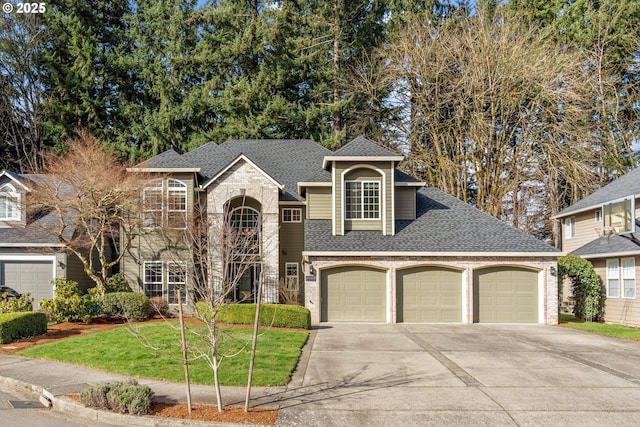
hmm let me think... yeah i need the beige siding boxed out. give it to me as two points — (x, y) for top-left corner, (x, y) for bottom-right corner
(592, 256), (640, 327)
(307, 187), (332, 219)
(395, 187), (416, 220)
(334, 161), (393, 235)
(279, 206), (305, 304)
(562, 210), (600, 253)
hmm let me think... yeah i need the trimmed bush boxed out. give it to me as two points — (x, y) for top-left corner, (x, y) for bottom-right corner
(0, 292), (33, 313)
(0, 312), (47, 344)
(195, 302), (311, 329)
(40, 278), (97, 323)
(105, 273), (132, 293)
(80, 380), (154, 415)
(148, 297), (171, 317)
(100, 292), (151, 321)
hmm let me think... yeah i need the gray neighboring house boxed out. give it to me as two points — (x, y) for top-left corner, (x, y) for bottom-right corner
(553, 167), (640, 326)
(126, 136), (560, 325)
(0, 170), (92, 308)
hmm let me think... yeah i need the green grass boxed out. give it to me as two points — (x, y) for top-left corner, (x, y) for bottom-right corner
(560, 314), (640, 340)
(17, 322), (308, 386)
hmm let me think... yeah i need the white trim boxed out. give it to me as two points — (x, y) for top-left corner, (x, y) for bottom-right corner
(297, 182), (332, 197)
(303, 251), (561, 258)
(201, 154), (284, 190)
(606, 258), (620, 298)
(578, 251), (640, 259)
(279, 201), (305, 206)
(332, 161), (336, 236)
(394, 182), (426, 187)
(565, 217), (576, 239)
(390, 161), (395, 235)
(621, 256), (636, 299)
(322, 155), (403, 169)
(282, 208), (302, 223)
(0, 170), (31, 192)
(552, 194), (639, 219)
(126, 167), (201, 173)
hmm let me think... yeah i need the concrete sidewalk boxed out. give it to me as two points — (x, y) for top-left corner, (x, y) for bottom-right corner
(3, 324), (640, 426)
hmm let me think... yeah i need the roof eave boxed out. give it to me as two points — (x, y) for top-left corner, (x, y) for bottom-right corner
(303, 251), (562, 258)
(201, 154), (285, 191)
(0, 170), (32, 192)
(322, 155), (404, 169)
(126, 167), (201, 173)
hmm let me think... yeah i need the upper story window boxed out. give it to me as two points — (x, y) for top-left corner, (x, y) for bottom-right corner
(0, 184), (20, 221)
(595, 210), (602, 223)
(230, 206), (260, 255)
(565, 217), (576, 239)
(345, 181), (380, 220)
(282, 208), (302, 223)
(143, 178), (187, 229)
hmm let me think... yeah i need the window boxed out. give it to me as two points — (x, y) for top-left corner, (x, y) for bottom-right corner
(143, 178), (187, 229)
(143, 261), (164, 298)
(144, 261), (188, 304)
(565, 217), (576, 239)
(167, 262), (187, 304)
(345, 181), (380, 220)
(282, 208), (302, 223)
(285, 262), (299, 291)
(595, 210), (602, 223)
(230, 206), (260, 255)
(0, 184), (20, 221)
(607, 258), (636, 299)
(622, 257), (636, 298)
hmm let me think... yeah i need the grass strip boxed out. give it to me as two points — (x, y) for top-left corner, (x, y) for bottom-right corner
(560, 314), (640, 340)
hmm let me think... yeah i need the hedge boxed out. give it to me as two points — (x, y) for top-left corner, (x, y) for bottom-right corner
(0, 312), (47, 344)
(195, 302), (311, 329)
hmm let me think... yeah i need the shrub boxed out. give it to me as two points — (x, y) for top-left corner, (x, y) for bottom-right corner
(100, 292), (151, 321)
(148, 297), (170, 317)
(195, 302), (311, 329)
(558, 255), (604, 321)
(0, 312), (47, 344)
(105, 273), (132, 293)
(0, 292), (33, 313)
(39, 278), (97, 323)
(80, 380), (154, 416)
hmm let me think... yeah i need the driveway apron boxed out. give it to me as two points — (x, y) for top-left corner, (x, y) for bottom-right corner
(276, 324), (640, 426)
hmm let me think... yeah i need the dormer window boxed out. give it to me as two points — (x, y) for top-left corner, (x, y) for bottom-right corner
(0, 184), (20, 221)
(143, 178), (187, 229)
(345, 181), (380, 220)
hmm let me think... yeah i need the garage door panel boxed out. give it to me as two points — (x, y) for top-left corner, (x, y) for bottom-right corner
(398, 267), (462, 323)
(474, 267), (538, 323)
(1, 260), (54, 309)
(321, 267), (386, 322)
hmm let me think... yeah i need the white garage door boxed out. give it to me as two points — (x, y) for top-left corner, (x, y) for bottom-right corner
(321, 267), (386, 322)
(474, 267), (539, 323)
(398, 267), (462, 322)
(1, 260), (54, 309)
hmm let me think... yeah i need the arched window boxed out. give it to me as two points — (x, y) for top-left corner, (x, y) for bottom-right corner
(142, 178), (187, 229)
(0, 184), (20, 221)
(229, 206), (260, 255)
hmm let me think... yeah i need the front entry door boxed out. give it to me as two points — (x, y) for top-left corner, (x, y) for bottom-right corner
(234, 263), (261, 303)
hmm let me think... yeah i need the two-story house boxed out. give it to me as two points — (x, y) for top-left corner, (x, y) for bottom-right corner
(0, 171), (93, 308)
(125, 136), (560, 325)
(553, 167), (640, 326)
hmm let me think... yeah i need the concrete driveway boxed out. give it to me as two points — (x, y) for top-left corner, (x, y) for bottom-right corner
(276, 324), (640, 426)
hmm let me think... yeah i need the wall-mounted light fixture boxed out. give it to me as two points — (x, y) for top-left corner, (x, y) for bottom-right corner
(309, 265), (316, 276)
(550, 266), (557, 277)
(57, 261), (66, 270)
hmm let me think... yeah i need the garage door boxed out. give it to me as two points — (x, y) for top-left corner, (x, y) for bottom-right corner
(473, 267), (538, 323)
(397, 267), (462, 322)
(321, 267), (386, 322)
(1, 260), (54, 309)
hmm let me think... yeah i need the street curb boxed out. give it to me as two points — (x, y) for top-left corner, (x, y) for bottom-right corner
(1, 375), (269, 427)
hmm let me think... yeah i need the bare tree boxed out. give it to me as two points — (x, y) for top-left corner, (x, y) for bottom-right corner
(27, 130), (148, 287)
(378, 10), (601, 241)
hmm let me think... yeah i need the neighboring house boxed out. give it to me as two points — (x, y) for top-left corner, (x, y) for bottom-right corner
(126, 136), (560, 325)
(0, 170), (93, 308)
(553, 167), (640, 326)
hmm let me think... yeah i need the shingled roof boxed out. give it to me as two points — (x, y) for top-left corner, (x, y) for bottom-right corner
(332, 135), (402, 158)
(571, 233), (640, 257)
(305, 187), (558, 254)
(555, 167), (640, 217)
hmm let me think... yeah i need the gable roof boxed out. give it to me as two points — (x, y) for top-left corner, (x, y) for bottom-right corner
(0, 170), (31, 192)
(304, 187), (559, 255)
(181, 139), (332, 201)
(128, 149), (200, 172)
(322, 136), (403, 168)
(555, 167), (640, 218)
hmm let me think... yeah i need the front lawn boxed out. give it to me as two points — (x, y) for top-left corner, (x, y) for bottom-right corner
(560, 314), (640, 340)
(18, 321), (308, 386)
